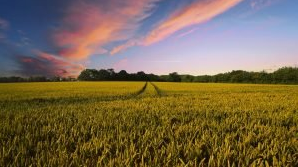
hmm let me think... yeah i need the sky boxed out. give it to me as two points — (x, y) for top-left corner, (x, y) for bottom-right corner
(0, 0), (297, 77)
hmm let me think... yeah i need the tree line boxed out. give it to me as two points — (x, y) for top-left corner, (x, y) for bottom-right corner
(77, 67), (298, 84)
(0, 76), (76, 83)
(0, 67), (297, 84)
(78, 69), (163, 81)
(179, 67), (298, 84)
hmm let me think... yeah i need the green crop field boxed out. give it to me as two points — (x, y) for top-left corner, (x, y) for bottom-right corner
(0, 82), (298, 166)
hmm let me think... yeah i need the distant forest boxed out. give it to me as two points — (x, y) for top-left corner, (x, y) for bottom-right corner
(0, 67), (297, 84)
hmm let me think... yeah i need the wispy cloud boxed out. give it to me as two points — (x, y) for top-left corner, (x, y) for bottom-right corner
(16, 51), (84, 77)
(1, 39), (84, 77)
(111, 0), (243, 54)
(176, 27), (199, 38)
(0, 17), (9, 40)
(10, 0), (160, 76)
(110, 39), (142, 55)
(250, 0), (282, 10)
(143, 0), (243, 45)
(0, 17), (9, 30)
(53, 0), (159, 60)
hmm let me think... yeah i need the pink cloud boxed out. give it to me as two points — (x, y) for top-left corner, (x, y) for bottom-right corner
(110, 39), (142, 55)
(176, 27), (199, 38)
(53, 0), (158, 60)
(20, 58), (34, 63)
(111, 0), (243, 54)
(17, 51), (85, 77)
(143, 0), (243, 45)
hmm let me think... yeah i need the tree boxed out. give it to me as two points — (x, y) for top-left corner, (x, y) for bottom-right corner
(78, 69), (99, 81)
(168, 72), (181, 82)
(147, 73), (162, 82)
(136, 71), (147, 81)
(28, 76), (47, 82)
(98, 69), (110, 80)
(181, 75), (195, 82)
(107, 69), (116, 80)
(117, 70), (129, 81)
(273, 67), (298, 84)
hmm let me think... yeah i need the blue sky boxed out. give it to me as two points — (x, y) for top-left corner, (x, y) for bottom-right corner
(0, 0), (297, 77)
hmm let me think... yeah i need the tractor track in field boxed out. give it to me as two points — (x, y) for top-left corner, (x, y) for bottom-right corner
(150, 82), (163, 96)
(1, 82), (164, 107)
(133, 81), (164, 97)
(3, 82), (153, 106)
(134, 82), (148, 96)
(130, 81), (164, 97)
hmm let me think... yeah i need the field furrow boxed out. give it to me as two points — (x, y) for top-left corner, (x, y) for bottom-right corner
(0, 82), (297, 166)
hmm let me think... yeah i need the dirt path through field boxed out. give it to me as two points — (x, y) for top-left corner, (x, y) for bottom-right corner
(133, 82), (163, 97)
(149, 82), (163, 96)
(134, 82), (148, 96)
(8, 82), (156, 105)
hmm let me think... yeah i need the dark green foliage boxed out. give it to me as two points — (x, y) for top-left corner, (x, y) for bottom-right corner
(168, 72), (182, 82)
(1, 67), (297, 84)
(183, 67), (298, 84)
(0, 76), (75, 83)
(0, 76), (27, 82)
(77, 69), (162, 82)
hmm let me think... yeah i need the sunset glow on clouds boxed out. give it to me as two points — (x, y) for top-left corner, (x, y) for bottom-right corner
(143, 0), (243, 45)
(111, 0), (243, 54)
(54, 0), (159, 60)
(17, 51), (84, 77)
(0, 0), (297, 76)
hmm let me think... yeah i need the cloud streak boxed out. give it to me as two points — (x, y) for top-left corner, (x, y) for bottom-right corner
(0, 17), (9, 30)
(10, 0), (159, 77)
(111, 0), (243, 54)
(53, 0), (159, 60)
(250, 0), (282, 10)
(16, 51), (84, 77)
(110, 39), (142, 55)
(0, 17), (9, 40)
(143, 0), (243, 45)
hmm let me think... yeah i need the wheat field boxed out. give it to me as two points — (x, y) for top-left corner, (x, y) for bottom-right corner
(0, 82), (297, 166)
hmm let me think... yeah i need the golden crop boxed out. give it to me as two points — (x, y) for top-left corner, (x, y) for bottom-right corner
(0, 82), (297, 166)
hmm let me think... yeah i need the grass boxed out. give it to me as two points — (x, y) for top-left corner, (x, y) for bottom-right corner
(0, 82), (297, 166)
